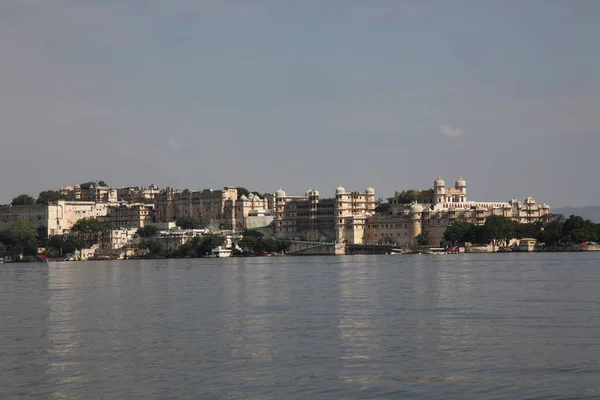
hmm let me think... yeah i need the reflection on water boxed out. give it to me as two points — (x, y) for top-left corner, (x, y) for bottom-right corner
(1, 253), (600, 399)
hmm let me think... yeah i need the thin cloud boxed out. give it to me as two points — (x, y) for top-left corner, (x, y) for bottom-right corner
(440, 124), (465, 138)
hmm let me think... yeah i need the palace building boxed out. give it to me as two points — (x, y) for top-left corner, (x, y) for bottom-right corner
(273, 186), (376, 244)
(365, 176), (551, 246)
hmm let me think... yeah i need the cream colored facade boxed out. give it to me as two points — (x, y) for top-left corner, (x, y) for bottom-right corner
(116, 185), (160, 203)
(274, 186), (376, 243)
(100, 204), (155, 229)
(154, 187), (273, 231)
(0, 200), (110, 236)
(60, 184), (118, 203)
(366, 176), (551, 246)
(100, 228), (138, 255)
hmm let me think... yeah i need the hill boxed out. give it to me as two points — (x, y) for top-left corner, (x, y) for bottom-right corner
(553, 206), (600, 223)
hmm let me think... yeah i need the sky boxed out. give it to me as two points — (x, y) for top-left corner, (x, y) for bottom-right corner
(1, 0), (599, 207)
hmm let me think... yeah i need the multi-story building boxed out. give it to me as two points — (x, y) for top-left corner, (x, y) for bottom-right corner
(153, 187), (273, 231)
(116, 185), (160, 203)
(273, 186), (376, 243)
(0, 200), (111, 236)
(100, 204), (155, 229)
(365, 176), (551, 246)
(230, 193), (274, 231)
(60, 184), (118, 203)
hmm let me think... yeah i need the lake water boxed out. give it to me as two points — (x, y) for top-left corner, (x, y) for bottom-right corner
(1, 253), (600, 399)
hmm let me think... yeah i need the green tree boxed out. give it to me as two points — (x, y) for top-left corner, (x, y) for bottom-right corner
(481, 215), (519, 246)
(537, 214), (565, 244)
(514, 222), (542, 239)
(137, 225), (158, 238)
(11, 194), (36, 206)
(142, 239), (163, 255)
(395, 190), (426, 204)
(46, 236), (82, 256)
(0, 242), (6, 258)
(97, 180), (108, 187)
(176, 216), (200, 230)
(36, 190), (65, 204)
(71, 218), (106, 234)
(0, 220), (38, 257)
(79, 182), (96, 190)
(173, 235), (225, 257)
(374, 198), (390, 214)
(416, 231), (429, 246)
(236, 187), (250, 198)
(444, 221), (478, 245)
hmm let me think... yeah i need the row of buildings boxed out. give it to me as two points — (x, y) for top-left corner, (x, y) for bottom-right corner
(1, 177), (551, 248)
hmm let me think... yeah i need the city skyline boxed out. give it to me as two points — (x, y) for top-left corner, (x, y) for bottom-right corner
(1, 1), (599, 207)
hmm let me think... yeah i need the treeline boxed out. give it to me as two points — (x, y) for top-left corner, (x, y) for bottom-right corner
(0, 217), (107, 259)
(140, 230), (290, 258)
(237, 230), (290, 254)
(444, 214), (600, 246)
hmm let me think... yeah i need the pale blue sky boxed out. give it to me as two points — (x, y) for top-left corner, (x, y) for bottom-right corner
(1, 0), (598, 207)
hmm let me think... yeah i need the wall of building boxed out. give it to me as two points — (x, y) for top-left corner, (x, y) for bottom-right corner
(0, 200), (110, 236)
(274, 187), (375, 244)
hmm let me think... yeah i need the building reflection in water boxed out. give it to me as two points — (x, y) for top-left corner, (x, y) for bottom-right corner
(336, 257), (385, 386)
(216, 257), (291, 395)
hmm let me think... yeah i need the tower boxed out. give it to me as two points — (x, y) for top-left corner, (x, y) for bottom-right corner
(433, 176), (446, 204)
(409, 203), (424, 241)
(454, 176), (467, 203)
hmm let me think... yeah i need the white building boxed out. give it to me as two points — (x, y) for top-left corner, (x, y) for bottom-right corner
(0, 200), (110, 236)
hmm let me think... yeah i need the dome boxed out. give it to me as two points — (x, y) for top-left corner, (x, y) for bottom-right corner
(248, 193), (255, 199)
(275, 188), (286, 197)
(455, 176), (466, 187)
(434, 175), (445, 187)
(239, 194), (248, 201)
(365, 186), (375, 195)
(335, 185), (346, 194)
(410, 203), (424, 213)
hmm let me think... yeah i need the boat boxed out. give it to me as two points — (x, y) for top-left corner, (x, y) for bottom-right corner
(428, 247), (447, 255)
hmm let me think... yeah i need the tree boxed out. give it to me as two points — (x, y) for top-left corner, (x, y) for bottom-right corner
(79, 182), (96, 190)
(0, 242), (6, 258)
(238, 230), (287, 254)
(36, 190), (65, 204)
(395, 190), (426, 204)
(70, 218), (106, 234)
(0, 220), (38, 257)
(46, 236), (82, 256)
(561, 215), (597, 243)
(537, 214), (565, 244)
(97, 180), (108, 187)
(11, 194), (36, 206)
(444, 221), (479, 245)
(173, 235), (226, 257)
(482, 215), (518, 246)
(374, 198), (390, 214)
(137, 225), (158, 238)
(514, 222), (542, 239)
(142, 239), (163, 255)
(176, 216), (199, 230)
(416, 231), (429, 246)
(236, 187), (250, 198)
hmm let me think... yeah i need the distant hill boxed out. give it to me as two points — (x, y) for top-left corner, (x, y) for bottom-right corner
(553, 206), (600, 223)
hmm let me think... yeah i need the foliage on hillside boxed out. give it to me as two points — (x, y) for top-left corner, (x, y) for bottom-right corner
(443, 214), (600, 246)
